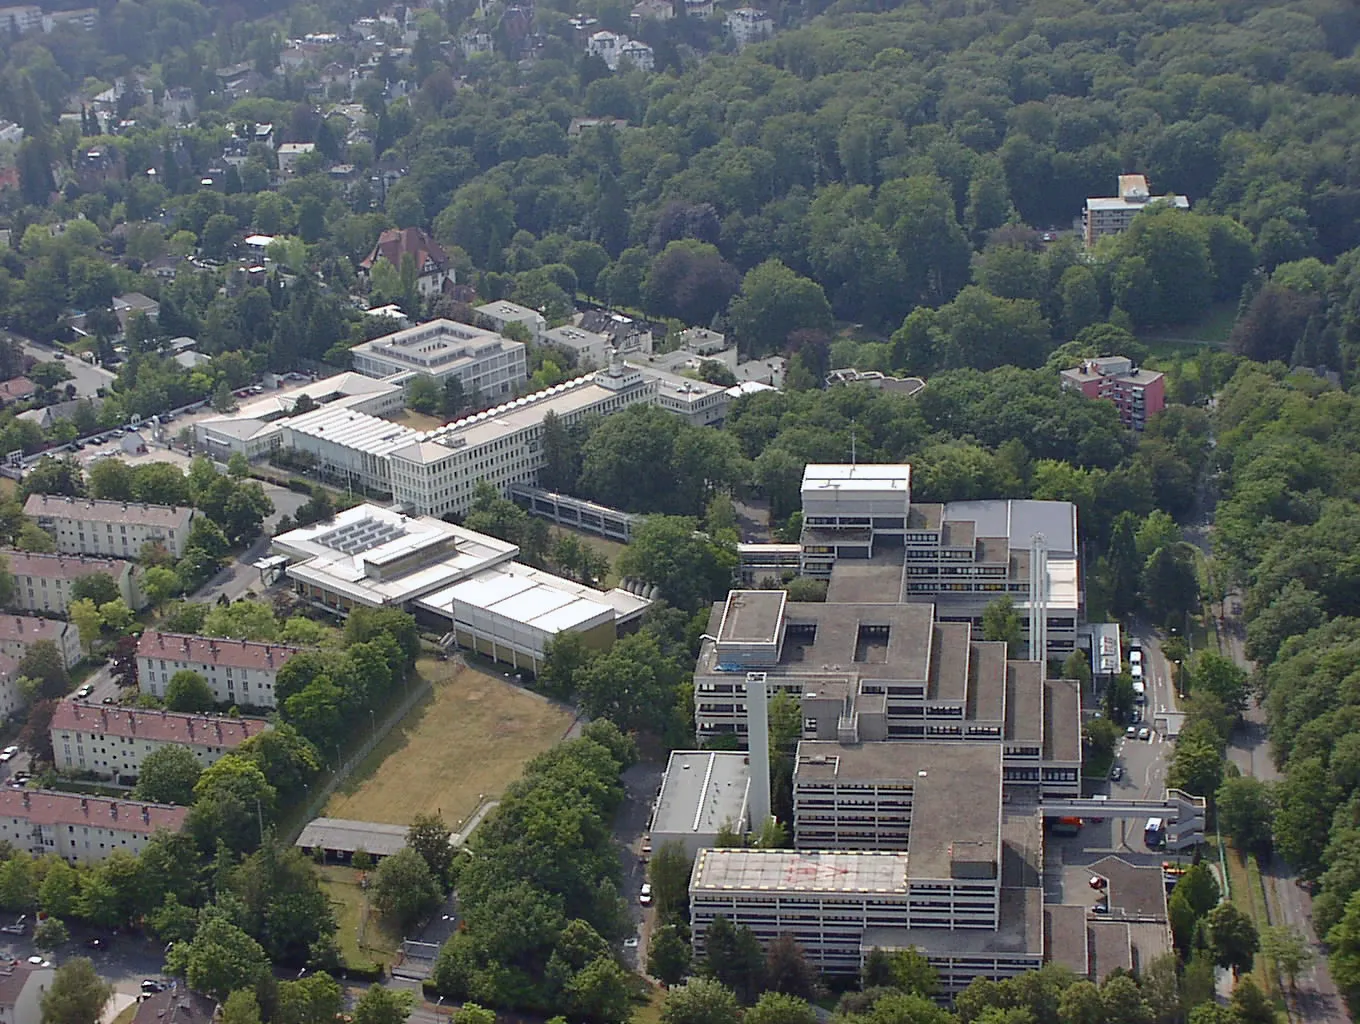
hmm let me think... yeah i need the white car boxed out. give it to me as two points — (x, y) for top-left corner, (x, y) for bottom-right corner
(1, 746), (16, 757)
(639, 883), (652, 906)
(76, 685), (92, 698)
(1129, 650), (1142, 668)
(1138, 727), (1152, 741)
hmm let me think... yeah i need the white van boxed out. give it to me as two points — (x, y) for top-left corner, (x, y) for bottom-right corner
(1133, 679), (1147, 704)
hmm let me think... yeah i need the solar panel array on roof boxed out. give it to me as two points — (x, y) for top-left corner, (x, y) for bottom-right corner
(316, 516), (407, 555)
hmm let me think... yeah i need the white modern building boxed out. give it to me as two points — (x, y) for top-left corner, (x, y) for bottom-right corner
(276, 141), (317, 174)
(387, 359), (656, 518)
(0, 789), (187, 864)
(194, 371), (404, 462)
(3, 550), (141, 614)
(272, 504), (651, 672)
(475, 301), (547, 341)
(280, 406), (419, 496)
(542, 325), (612, 369)
(349, 319), (527, 395)
(585, 30), (653, 71)
(1083, 174), (1189, 248)
(0, 615), (80, 668)
(636, 364), (731, 426)
(649, 750), (751, 859)
(136, 632), (311, 710)
(51, 703), (270, 783)
(24, 495), (196, 559)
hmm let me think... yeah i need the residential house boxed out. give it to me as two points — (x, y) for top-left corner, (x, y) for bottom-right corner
(276, 142), (317, 175)
(4, 550), (142, 613)
(619, 39), (655, 70)
(727, 7), (772, 47)
(24, 494), (196, 558)
(631, 0), (674, 19)
(51, 703), (270, 783)
(568, 116), (628, 136)
(543, 325), (611, 369)
(136, 631), (312, 709)
(0, 615), (81, 668)
(685, 0), (714, 15)
(460, 30), (494, 56)
(0, 789), (188, 864)
(113, 292), (159, 332)
(160, 87), (197, 125)
(579, 309), (653, 354)
(0, 961), (55, 1024)
(0, 377), (35, 405)
(76, 146), (125, 189)
(132, 989), (217, 1024)
(361, 226), (457, 299)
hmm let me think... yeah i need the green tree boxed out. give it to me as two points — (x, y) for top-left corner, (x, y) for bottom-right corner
(69, 598), (103, 656)
(40, 958), (110, 1024)
(407, 374), (440, 414)
(169, 913), (271, 1001)
(220, 991), (263, 1024)
(1259, 925), (1314, 992)
(763, 933), (818, 1000)
(1215, 776), (1275, 857)
(648, 924), (691, 986)
(351, 985), (414, 1024)
(746, 993), (817, 1024)
(1142, 543), (1199, 629)
(372, 847), (442, 930)
(165, 670), (215, 712)
(1106, 512), (1142, 616)
(39, 859), (81, 917)
(18, 640), (70, 699)
(141, 566), (180, 611)
(134, 744), (204, 804)
(617, 516), (737, 613)
(407, 813), (455, 887)
(1206, 902), (1259, 977)
(660, 978), (741, 1024)
(34, 915), (68, 950)
(1167, 734), (1224, 799)
(981, 596), (1024, 653)
(0, 853), (35, 912)
(275, 972), (344, 1024)
(727, 260), (833, 358)
(69, 573), (124, 610)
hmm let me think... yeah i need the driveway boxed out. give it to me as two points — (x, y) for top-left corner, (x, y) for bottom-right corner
(615, 760), (663, 972)
(12, 335), (116, 400)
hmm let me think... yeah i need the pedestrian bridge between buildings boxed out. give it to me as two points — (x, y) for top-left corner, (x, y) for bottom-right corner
(1038, 788), (1207, 849)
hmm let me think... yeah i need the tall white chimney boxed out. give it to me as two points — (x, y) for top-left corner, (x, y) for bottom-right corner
(746, 671), (772, 833)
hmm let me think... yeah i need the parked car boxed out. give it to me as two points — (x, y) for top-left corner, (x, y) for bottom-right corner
(1110, 765), (1124, 782)
(639, 883), (652, 907)
(1089, 876), (1108, 890)
(76, 685), (92, 698)
(141, 980), (166, 994)
(1137, 727), (1151, 741)
(1125, 725), (1136, 738)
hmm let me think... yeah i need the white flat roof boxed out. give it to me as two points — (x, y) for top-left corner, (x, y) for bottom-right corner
(273, 504), (518, 607)
(210, 372), (401, 425)
(416, 561), (649, 634)
(802, 463), (911, 492)
(1086, 195), (1190, 212)
(391, 373), (654, 465)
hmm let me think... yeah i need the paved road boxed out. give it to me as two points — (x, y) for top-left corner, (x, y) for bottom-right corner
(616, 759), (664, 974)
(12, 335), (116, 400)
(0, 928), (167, 1000)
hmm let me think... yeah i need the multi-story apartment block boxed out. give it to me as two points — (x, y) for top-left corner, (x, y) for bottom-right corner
(386, 359), (656, 518)
(726, 7), (772, 47)
(784, 464), (1080, 659)
(0, 615), (80, 668)
(542, 325), (612, 370)
(4, 550), (141, 614)
(1083, 174), (1189, 248)
(694, 591), (1082, 798)
(0, 655), (24, 724)
(1060, 356), (1166, 430)
(51, 703), (269, 783)
(349, 319), (527, 395)
(24, 495), (195, 559)
(136, 632), (310, 710)
(0, 789), (187, 865)
(0, 5), (43, 35)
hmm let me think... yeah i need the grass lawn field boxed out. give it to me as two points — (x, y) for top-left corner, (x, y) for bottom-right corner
(316, 863), (401, 968)
(387, 409), (447, 432)
(550, 525), (629, 587)
(325, 658), (574, 828)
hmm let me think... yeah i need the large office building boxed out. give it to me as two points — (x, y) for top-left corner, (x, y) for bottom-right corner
(349, 318), (528, 395)
(1083, 174), (1189, 248)
(25, 495), (195, 559)
(0, 789), (187, 864)
(387, 358), (655, 518)
(136, 632), (311, 710)
(3, 550), (142, 614)
(271, 503), (651, 672)
(1060, 356), (1166, 431)
(685, 588), (1171, 993)
(51, 703), (269, 783)
(736, 465), (1081, 659)
(693, 590), (1082, 799)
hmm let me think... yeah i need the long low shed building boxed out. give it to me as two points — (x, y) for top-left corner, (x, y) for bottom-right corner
(296, 817), (409, 862)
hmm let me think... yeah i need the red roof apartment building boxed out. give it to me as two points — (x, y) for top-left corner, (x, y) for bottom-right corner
(51, 702), (270, 782)
(136, 630), (312, 710)
(0, 789), (187, 864)
(1059, 356), (1165, 431)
